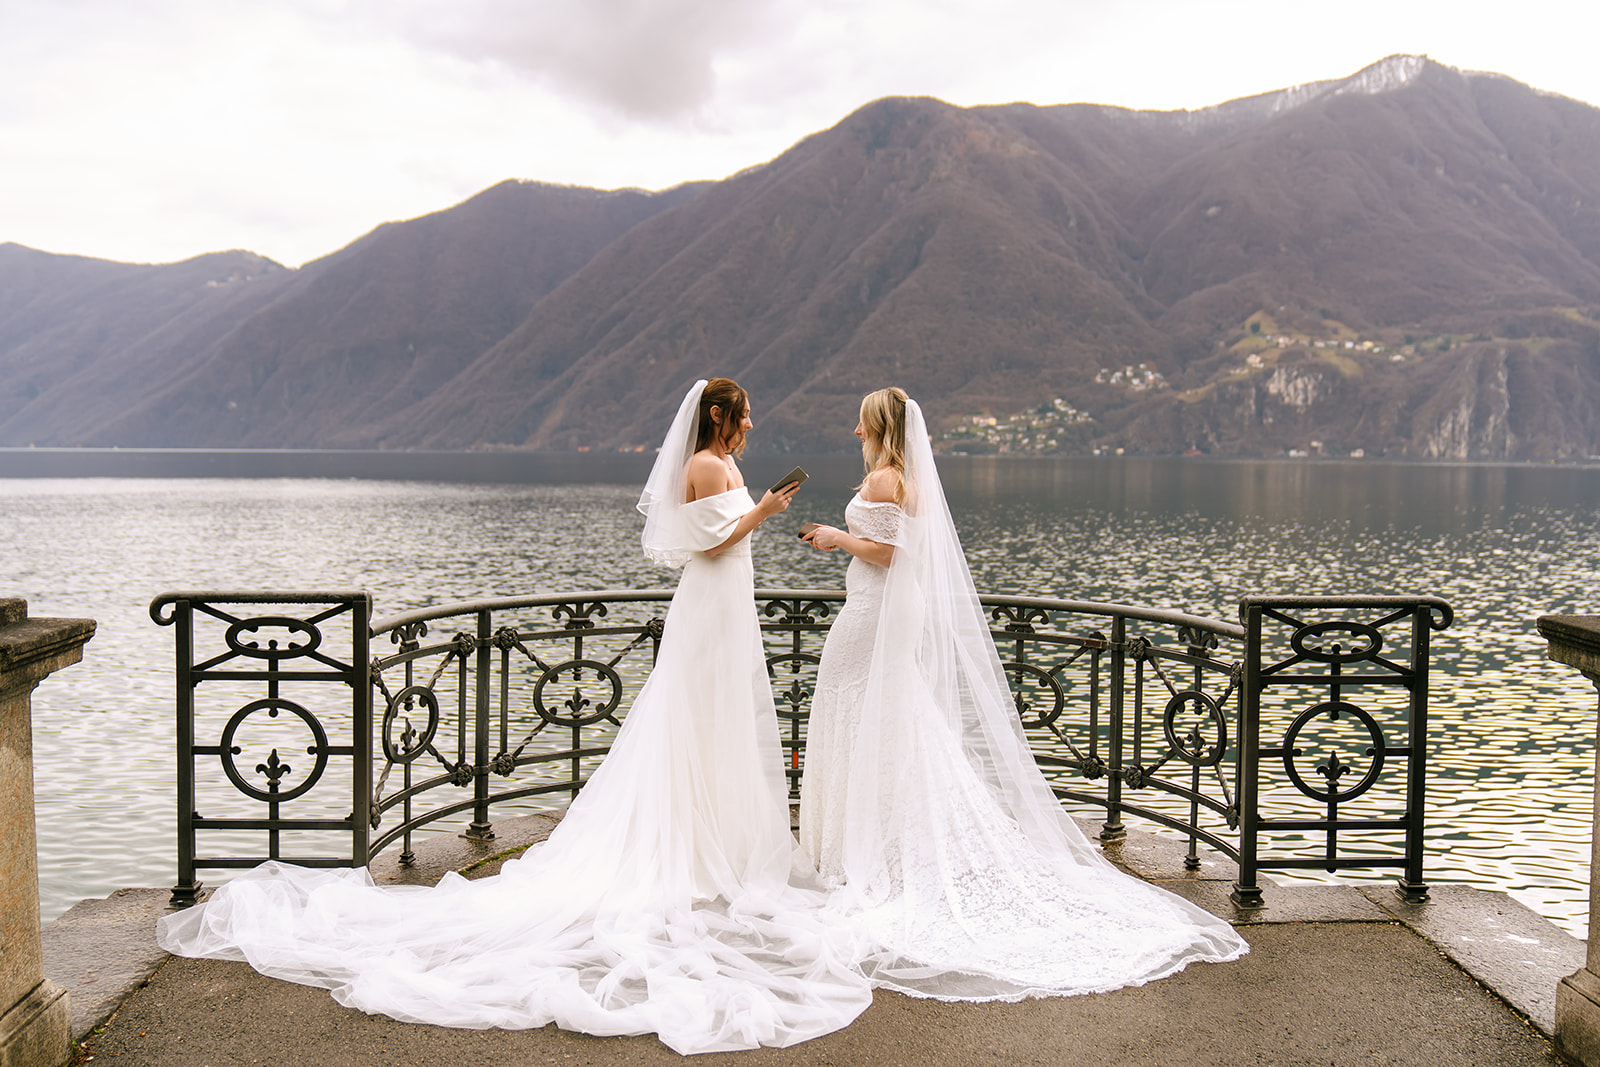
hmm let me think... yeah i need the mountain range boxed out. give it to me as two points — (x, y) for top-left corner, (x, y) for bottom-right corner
(4, 54), (1599, 459)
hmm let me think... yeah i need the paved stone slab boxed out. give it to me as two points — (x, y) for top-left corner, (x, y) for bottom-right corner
(1365, 883), (1587, 1037)
(1158, 879), (1392, 925)
(81, 922), (1560, 1066)
(366, 812), (560, 887)
(1092, 817), (1238, 885)
(40, 887), (174, 1042)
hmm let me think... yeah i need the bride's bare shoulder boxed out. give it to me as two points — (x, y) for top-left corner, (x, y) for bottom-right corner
(685, 450), (731, 502)
(860, 467), (902, 504)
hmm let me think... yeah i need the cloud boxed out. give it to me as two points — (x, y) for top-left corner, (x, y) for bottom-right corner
(402, 0), (786, 122)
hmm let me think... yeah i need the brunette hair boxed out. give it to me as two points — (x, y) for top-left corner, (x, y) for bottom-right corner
(694, 378), (750, 457)
(857, 386), (909, 506)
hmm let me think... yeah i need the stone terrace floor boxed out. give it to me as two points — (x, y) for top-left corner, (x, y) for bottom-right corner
(46, 816), (1580, 1066)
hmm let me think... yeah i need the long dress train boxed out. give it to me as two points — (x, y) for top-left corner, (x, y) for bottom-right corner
(800, 414), (1247, 1001)
(158, 488), (872, 1055)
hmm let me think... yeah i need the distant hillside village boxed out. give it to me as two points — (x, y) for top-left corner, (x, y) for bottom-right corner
(935, 309), (1585, 458)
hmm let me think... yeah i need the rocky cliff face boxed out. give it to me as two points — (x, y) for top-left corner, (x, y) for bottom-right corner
(3, 56), (1599, 458)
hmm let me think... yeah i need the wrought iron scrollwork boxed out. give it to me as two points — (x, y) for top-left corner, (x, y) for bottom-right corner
(992, 604), (1049, 633)
(764, 598), (834, 626)
(1003, 661), (1066, 730)
(532, 659), (625, 728)
(157, 588), (1447, 910)
(152, 591), (371, 904)
(1290, 621), (1383, 664)
(391, 619), (428, 653)
(1176, 624), (1220, 652)
(1163, 690), (1228, 768)
(381, 685), (440, 764)
(1280, 700), (1385, 802)
(553, 601), (609, 629)
(225, 616), (322, 659)
(218, 696), (332, 802)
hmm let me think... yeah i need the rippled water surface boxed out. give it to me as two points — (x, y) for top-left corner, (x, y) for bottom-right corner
(4, 456), (1599, 933)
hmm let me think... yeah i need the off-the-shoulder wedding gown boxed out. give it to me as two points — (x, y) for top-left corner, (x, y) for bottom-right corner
(159, 489), (872, 1055)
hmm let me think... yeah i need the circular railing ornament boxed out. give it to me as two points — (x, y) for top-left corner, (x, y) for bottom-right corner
(1281, 700), (1386, 802)
(382, 685), (441, 764)
(1163, 690), (1228, 767)
(1003, 661), (1065, 729)
(224, 616), (322, 659)
(533, 659), (624, 727)
(220, 698), (330, 802)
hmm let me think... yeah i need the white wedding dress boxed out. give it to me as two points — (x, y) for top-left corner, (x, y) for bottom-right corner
(158, 484), (872, 1055)
(800, 413), (1247, 1001)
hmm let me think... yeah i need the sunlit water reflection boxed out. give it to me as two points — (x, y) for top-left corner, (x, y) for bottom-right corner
(4, 457), (1598, 935)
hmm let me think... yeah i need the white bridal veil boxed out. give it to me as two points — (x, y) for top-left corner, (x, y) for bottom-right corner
(638, 378), (708, 567)
(825, 398), (1247, 998)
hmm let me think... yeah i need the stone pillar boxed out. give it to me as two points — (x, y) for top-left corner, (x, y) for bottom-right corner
(1539, 614), (1600, 1067)
(0, 598), (94, 1067)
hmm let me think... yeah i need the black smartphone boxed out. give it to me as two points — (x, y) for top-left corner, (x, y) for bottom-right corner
(798, 522), (820, 539)
(769, 466), (808, 495)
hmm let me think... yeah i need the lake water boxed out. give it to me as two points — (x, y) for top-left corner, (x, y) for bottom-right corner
(4, 455), (1599, 933)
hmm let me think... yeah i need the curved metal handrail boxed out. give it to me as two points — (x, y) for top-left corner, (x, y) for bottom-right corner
(370, 588), (1245, 643)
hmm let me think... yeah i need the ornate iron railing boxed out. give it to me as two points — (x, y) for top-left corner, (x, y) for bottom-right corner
(1234, 595), (1452, 905)
(153, 589), (1450, 906)
(150, 592), (371, 903)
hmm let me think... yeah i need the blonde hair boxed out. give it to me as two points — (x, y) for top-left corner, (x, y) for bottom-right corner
(857, 386), (909, 506)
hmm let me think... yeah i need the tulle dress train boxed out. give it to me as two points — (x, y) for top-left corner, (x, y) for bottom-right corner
(158, 489), (872, 1055)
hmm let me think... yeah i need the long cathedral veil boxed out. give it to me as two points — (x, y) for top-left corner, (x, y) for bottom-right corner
(848, 398), (1104, 867)
(830, 398), (1245, 997)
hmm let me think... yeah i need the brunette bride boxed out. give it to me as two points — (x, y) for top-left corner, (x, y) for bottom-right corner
(800, 387), (1247, 1000)
(158, 378), (872, 1055)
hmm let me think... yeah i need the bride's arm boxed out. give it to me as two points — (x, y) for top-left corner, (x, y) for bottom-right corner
(686, 454), (797, 559)
(704, 487), (794, 557)
(805, 526), (894, 568)
(803, 467), (899, 567)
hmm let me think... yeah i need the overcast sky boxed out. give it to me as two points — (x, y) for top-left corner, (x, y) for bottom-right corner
(4, 0), (1595, 269)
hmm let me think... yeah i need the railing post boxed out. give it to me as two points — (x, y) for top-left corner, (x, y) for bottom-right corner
(172, 598), (199, 904)
(0, 598), (94, 1067)
(1537, 614), (1600, 1067)
(466, 608), (494, 840)
(1231, 601), (1264, 908)
(351, 597), (372, 866)
(1397, 605), (1431, 903)
(1100, 615), (1126, 843)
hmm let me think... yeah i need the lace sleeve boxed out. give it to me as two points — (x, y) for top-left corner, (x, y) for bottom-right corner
(851, 501), (905, 546)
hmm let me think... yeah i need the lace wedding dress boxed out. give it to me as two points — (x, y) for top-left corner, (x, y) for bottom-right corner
(158, 386), (872, 1055)
(800, 405), (1247, 1001)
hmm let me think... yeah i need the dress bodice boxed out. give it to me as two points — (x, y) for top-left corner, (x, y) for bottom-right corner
(843, 493), (904, 545)
(682, 487), (756, 561)
(842, 493), (902, 596)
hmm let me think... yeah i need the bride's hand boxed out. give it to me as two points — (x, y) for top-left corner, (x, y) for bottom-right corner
(805, 525), (842, 551)
(757, 482), (798, 518)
